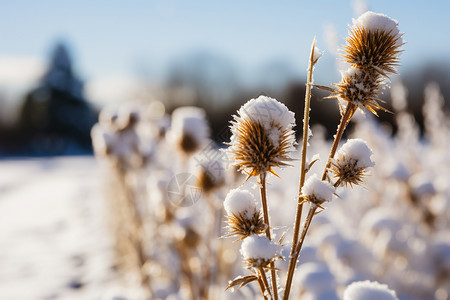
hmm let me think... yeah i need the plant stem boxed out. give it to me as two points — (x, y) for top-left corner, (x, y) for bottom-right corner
(257, 276), (269, 300)
(259, 267), (272, 299)
(293, 206), (317, 256)
(321, 103), (357, 181)
(259, 172), (278, 300)
(283, 37), (317, 300)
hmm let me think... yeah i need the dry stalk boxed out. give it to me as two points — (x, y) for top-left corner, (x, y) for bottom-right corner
(259, 172), (278, 300)
(283, 37), (318, 300)
(115, 167), (153, 298)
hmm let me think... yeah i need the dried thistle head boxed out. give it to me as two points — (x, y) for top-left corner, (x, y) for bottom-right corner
(225, 210), (266, 241)
(331, 138), (375, 188)
(227, 96), (296, 178)
(195, 149), (226, 194)
(240, 235), (281, 269)
(198, 167), (220, 193)
(330, 68), (388, 116)
(302, 174), (334, 207)
(167, 106), (210, 155)
(223, 188), (264, 239)
(324, 12), (403, 117)
(344, 11), (403, 76)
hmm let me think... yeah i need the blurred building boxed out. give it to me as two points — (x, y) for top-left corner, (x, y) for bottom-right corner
(12, 43), (97, 155)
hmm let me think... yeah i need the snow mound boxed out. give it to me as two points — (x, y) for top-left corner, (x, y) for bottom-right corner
(240, 235), (280, 260)
(223, 188), (257, 219)
(344, 280), (398, 300)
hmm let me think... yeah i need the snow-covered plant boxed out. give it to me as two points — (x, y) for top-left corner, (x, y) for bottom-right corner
(225, 95), (296, 299)
(224, 188), (265, 240)
(331, 138), (375, 187)
(302, 174), (335, 207)
(86, 10), (447, 300)
(222, 11), (403, 300)
(227, 95), (296, 178)
(240, 235), (281, 269)
(167, 106), (210, 156)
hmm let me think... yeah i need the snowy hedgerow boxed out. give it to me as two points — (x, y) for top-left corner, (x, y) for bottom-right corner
(240, 235), (281, 268)
(343, 280), (399, 300)
(227, 95), (296, 177)
(167, 106), (210, 155)
(331, 138), (375, 187)
(224, 188), (265, 239)
(302, 174), (335, 206)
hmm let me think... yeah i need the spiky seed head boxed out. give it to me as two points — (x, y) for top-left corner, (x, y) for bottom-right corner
(331, 138), (375, 187)
(223, 188), (265, 240)
(302, 174), (334, 206)
(196, 152), (226, 194)
(225, 210), (266, 241)
(344, 11), (403, 76)
(331, 157), (368, 188)
(197, 166), (223, 193)
(227, 96), (296, 178)
(330, 67), (389, 116)
(326, 12), (403, 117)
(240, 235), (281, 269)
(167, 106), (210, 155)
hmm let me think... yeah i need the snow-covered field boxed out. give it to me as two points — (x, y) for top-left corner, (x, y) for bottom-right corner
(0, 157), (116, 300)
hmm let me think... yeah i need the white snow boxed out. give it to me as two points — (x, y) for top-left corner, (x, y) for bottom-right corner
(223, 188), (257, 219)
(302, 174), (334, 203)
(0, 157), (115, 300)
(240, 235), (280, 260)
(343, 280), (399, 300)
(313, 46), (323, 63)
(236, 95), (295, 147)
(336, 139), (375, 169)
(353, 11), (403, 45)
(296, 263), (335, 293)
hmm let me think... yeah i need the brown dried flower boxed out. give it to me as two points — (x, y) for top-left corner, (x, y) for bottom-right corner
(227, 96), (296, 178)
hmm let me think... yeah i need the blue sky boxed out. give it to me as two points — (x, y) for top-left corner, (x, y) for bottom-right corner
(1, 0), (450, 87)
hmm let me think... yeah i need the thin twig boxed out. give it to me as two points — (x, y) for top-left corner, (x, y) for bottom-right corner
(257, 276), (270, 300)
(283, 37), (317, 300)
(259, 267), (273, 300)
(259, 172), (278, 300)
(321, 103), (357, 181)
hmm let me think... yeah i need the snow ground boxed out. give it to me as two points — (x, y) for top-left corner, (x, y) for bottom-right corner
(0, 157), (115, 300)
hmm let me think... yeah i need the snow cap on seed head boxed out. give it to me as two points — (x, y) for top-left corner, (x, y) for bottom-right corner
(167, 106), (210, 155)
(240, 235), (281, 268)
(331, 138), (374, 188)
(223, 188), (265, 240)
(237, 96), (295, 141)
(302, 174), (334, 206)
(353, 11), (403, 45)
(336, 139), (374, 169)
(224, 188), (257, 220)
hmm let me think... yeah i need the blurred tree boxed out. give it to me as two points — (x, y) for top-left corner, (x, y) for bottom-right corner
(19, 42), (97, 155)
